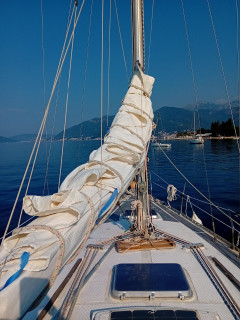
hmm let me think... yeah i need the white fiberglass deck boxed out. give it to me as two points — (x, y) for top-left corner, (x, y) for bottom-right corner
(23, 199), (240, 320)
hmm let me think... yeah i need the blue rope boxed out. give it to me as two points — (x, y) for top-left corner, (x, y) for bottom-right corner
(98, 188), (118, 218)
(0, 251), (30, 291)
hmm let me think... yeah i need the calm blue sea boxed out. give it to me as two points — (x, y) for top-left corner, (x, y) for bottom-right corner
(0, 140), (239, 243)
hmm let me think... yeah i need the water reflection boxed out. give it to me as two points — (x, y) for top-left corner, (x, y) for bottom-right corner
(210, 139), (235, 154)
(0, 140), (239, 241)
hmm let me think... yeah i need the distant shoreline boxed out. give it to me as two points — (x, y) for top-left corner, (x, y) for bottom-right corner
(0, 136), (239, 143)
(169, 136), (239, 141)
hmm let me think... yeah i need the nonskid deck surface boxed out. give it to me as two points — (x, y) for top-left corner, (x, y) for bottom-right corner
(23, 197), (240, 320)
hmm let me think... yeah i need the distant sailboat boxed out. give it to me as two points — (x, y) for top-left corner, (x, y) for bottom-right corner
(151, 114), (171, 148)
(189, 110), (204, 144)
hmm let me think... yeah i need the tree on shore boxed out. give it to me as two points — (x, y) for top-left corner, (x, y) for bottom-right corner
(211, 118), (237, 137)
(177, 118), (239, 137)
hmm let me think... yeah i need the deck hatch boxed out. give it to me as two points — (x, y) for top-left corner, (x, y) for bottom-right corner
(110, 309), (198, 319)
(111, 263), (191, 298)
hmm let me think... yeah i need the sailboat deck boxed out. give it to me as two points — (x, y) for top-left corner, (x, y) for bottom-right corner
(23, 198), (240, 320)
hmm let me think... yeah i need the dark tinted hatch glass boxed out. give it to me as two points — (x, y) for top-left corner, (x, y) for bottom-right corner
(111, 310), (198, 319)
(113, 263), (189, 292)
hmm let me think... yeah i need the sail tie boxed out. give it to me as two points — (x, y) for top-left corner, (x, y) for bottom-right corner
(1, 224), (65, 286)
(88, 160), (124, 188)
(110, 124), (146, 147)
(66, 191), (96, 264)
(120, 103), (153, 120)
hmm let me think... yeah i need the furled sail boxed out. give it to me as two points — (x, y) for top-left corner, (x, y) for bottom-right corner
(0, 69), (154, 319)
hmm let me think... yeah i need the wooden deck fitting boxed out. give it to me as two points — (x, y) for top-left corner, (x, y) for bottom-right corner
(115, 237), (176, 253)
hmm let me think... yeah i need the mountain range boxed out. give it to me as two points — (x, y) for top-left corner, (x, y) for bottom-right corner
(154, 103), (239, 133)
(0, 101), (239, 142)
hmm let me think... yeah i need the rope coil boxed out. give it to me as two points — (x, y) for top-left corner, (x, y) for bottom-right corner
(167, 184), (177, 207)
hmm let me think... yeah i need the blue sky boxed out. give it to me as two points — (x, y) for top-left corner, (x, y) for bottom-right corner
(0, 0), (239, 136)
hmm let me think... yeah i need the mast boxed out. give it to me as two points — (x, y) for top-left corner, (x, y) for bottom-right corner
(193, 110), (196, 135)
(131, 0), (145, 72)
(131, 0), (149, 231)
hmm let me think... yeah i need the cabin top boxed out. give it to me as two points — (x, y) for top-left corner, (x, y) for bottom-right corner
(23, 198), (240, 320)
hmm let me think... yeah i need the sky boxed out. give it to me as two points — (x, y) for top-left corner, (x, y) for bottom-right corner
(0, 0), (239, 137)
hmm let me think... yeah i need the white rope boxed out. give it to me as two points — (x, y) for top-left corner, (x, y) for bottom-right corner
(167, 184), (177, 202)
(113, 0), (129, 81)
(206, 0), (240, 153)
(167, 184), (177, 207)
(0, 0), (86, 250)
(58, 6), (77, 189)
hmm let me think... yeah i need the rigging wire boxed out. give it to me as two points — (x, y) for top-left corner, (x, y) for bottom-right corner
(180, 0), (201, 133)
(101, 0), (104, 149)
(0, 216), (35, 241)
(43, 0), (74, 195)
(58, 5), (77, 189)
(236, 0), (240, 211)
(147, 0), (154, 74)
(152, 169), (237, 214)
(206, 0), (240, 153)
(113, 0), (129, 81)
(141, 0), (145, 72)
(19, 2), (78, 226)
(40, 0), (46, 112)
(107, 0), (112, 127)
(0, 0), (86, 249)
(78, 0), (94, 149)
(153, 182), (239, 232)
(43, 78), (60, 195)
(158, 146), (240, 228)
(99, 0), (104, 211)
(40, 0), (49, 195)
(180, 0), (215, 235)
(17, 118), (46, 227)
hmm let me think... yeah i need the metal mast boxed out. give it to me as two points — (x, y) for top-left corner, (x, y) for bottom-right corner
(131, 0), (145, 72)
(131, 0), (150, 232)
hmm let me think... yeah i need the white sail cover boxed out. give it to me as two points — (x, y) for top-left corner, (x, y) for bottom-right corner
(0, 70), (154, 319)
